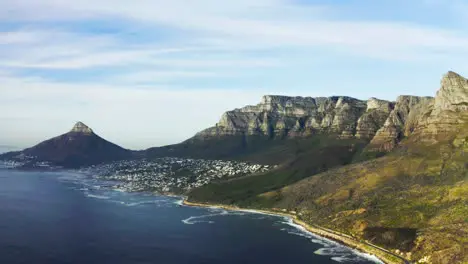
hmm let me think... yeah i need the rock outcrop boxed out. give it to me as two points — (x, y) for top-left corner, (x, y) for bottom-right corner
(70, 121), (93, 134)
(412, 71), (468, 142)
(355, 98), (394, 140)
(196, 95), (385, 139)
(366, 71), (468, 150)
(434, 71), (468, 112)
(368, 96), (434, 151)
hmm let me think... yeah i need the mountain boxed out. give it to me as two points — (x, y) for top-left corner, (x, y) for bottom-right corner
(187, 72), (468, 264)
(145, 86), (437, 205)
(0, 122), (132, 168)
(147, 93), (434, 162)
(192, 94), (436, 146)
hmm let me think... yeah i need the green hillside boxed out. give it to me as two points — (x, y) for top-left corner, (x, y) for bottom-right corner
(188, 122), (468, 264)
(188, 135), (370, 204)
(187, 73), (468, 264)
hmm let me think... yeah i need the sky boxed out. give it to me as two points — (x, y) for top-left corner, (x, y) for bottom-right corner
(1, 0), (467, 150)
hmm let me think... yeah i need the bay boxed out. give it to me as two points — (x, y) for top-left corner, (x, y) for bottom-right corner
(0, 169), (382, 264)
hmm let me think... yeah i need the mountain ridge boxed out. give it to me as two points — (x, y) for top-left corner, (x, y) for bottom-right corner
(187, 93), (436, 154)
(145, 93), (435, 164)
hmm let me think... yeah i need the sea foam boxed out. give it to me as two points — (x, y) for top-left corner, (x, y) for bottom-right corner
(181, 210), (250, 225)
(85, 194), (110, 200)
(280, 217), (384, 264)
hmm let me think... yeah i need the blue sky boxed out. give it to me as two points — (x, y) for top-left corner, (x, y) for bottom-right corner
(0, 0), (467, 149)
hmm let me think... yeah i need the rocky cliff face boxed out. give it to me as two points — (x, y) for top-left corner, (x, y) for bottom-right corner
(412, 71), (468, 142)
(195, 92), (437, 152)
(70, 121), (93, 134)
(355, 98), (394, 140)
(367, 96), (434, 151)
(196, 96), (384, 139)
(434, 71), (468, 112)
(195, 72), (468, 152)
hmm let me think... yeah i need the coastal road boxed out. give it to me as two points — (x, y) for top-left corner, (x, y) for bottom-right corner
(310, 224), (411, 264)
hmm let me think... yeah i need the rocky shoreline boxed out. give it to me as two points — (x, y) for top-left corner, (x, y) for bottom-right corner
(182, 200), (410, 264)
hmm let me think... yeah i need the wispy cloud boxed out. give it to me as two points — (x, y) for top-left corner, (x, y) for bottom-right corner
(0, 0), (467, 148)
(0, 73), (271, 149)
(2, 1), (468, 58)
(111, 71), (222, 84)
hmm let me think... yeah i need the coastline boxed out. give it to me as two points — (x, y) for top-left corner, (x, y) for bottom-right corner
(1, 168), (409, 264)
(182, 200), (410, 264)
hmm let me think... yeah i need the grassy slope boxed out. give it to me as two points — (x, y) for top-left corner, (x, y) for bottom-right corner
(187, 126), (468, 263)
(188, 135), (370, 204)
(146, 134), (369, 165)
(253, 138), (467, 263)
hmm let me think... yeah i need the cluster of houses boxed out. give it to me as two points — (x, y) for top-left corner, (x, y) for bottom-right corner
(0, 160), (25, 169)
(80, 157), (273, 194)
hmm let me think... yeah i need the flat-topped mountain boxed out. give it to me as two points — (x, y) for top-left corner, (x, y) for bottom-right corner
(0, 122), (132, 168)
(198, 95), (371, 138)
(147, 91), (434, 164)
(195, 94), (438, 150)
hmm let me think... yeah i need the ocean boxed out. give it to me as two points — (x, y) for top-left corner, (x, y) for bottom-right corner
(0, 169), (383, 264)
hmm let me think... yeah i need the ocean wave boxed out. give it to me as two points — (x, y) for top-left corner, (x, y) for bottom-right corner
(315, 247), (383, 263)
(173, 199), (184, 206)
(85, 193), (110, 200)
(64, 175), (175, 208)
(352, 251), (385, 264)
(279, 218), (383, 264)
(331, 256), (356, 263)
(314, 247), (349, 256)
(181, 210), (251, 225)
(182, 210), (228, 224)
(182, 219), (215, 225)
(123, 200), (168, 207)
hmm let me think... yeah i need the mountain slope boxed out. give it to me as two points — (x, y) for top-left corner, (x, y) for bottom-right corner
(0, 122), (132, 168)
(187, 72), (468, 264)
(145, 94), (433, 194)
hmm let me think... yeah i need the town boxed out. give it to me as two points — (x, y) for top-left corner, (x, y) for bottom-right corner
(0, 160), (25, 169)
(80, 157), (273, 194)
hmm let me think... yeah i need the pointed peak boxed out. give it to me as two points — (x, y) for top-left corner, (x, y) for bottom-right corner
(444, 71), (464, 79)
(70, 122), (93, 134)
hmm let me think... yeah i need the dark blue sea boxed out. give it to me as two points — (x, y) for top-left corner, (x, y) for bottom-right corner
(0, 169), (382, 264)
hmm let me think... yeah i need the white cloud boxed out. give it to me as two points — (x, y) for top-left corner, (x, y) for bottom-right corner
(111, 71), (222, 84)
(1, 0), (468, 59)
(0, 73), (271, 149)
(1, 0), (468, 148)
(1, 47), (194, 69)
(0, 28), (277, 71)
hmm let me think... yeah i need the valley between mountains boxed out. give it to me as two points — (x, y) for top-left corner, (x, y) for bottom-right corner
(1, 71), (467, 264)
